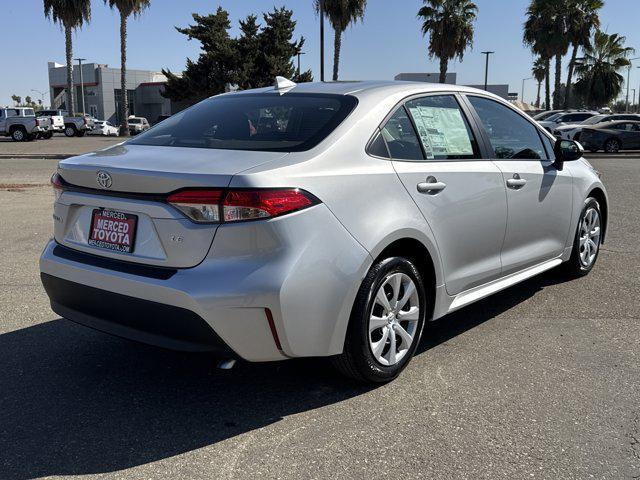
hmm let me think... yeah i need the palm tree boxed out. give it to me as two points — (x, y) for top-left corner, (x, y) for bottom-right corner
(532, 57), (546, 108)
(417, 0), (478, 84)
(104, 0), (150, 136)
(523, 0), (569, 109)
(563, 0), (603, 108)
(44, 0), (91, 116)
(315, 0), (367, 81)
(574, 30), (634, 108)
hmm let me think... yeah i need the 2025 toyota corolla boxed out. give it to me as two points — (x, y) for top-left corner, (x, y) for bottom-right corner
(40, 79), (607, 383)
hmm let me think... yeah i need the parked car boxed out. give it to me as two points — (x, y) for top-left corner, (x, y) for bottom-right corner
(553, 113), (640, 141)
(38, 110), (95, 137)
(532, 109), (565, 121)
(35, 109), (65, 135)
(0, 107), (51, 141)
(89, 120), (119, 136)
(127, 116), (150, 135)
(40, 80), (607, 383)
(538, 111), (599, 132)
(579, 120), (640, 153)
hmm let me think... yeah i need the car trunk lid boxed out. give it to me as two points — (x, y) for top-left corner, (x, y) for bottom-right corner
(54, 144), (288, 268)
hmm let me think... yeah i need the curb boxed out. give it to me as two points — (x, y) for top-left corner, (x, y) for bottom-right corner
(0, 154), (72, 159)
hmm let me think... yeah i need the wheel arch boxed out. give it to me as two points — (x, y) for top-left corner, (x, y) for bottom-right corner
(369, 235), (441, 321)
(588, 187), (608, 243)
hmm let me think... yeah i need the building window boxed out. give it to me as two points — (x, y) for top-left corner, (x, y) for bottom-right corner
(114, 89), (136, 122)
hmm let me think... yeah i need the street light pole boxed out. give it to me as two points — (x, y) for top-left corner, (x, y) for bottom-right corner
(319, 0), (325, 82)
(31, 89), (46, 107)
(521, 77), (533, 104)
(297, 51), (306, 77)
(625, 58), (640, 112)
(75, 58), (86, 115)
(481, 51), (495, 91)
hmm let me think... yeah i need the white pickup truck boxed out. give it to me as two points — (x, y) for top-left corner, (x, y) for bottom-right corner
(37, 109), (95, 137)
(0, 107), (52, 141)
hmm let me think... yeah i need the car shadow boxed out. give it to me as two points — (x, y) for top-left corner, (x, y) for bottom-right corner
(0, 269), (570, 479)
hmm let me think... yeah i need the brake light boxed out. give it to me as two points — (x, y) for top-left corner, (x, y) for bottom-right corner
(167, 188), (319, 224)
(51, 173), (65, 200)
(83, 116), (88, 125)
(35, 118), (40, 127)
(223, 189), (316, 222)
(166, 189), (223, 223)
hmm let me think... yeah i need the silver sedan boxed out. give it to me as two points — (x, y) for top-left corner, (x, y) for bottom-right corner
(40, 79), (608, 383)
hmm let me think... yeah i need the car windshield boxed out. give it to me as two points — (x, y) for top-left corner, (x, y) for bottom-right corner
(128, 93), (358, 152)
(581, 115), (607, 125)
(129, 119), (142, 124)
(545, 113), (563, 122)
(22, 109), (35, 117)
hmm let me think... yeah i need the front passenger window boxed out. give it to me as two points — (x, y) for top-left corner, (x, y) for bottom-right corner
(467, 96), (546, 160)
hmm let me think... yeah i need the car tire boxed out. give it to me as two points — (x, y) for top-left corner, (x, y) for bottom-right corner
(11, 127), (27, 142)
(589, 148), (599, 153)
(42, 131), (53, 140)
(561, 197), (603, 278)
(76, 130), (86, 137)
(64, 125), (77, 137)
(332, 257), (426, 383)
(604, 139), (620, 154)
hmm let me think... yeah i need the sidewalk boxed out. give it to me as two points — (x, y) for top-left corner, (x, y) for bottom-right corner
(0, 136), (123, 159)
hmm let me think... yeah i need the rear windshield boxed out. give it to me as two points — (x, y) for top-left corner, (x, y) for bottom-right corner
(129, 118), (142, 124)
(128, 93), (358, 152)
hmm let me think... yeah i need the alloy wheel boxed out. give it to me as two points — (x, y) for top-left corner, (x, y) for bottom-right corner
(605, 140), (620, 153)
(368, 272), (420, 366)
(579, 207), (601, 267)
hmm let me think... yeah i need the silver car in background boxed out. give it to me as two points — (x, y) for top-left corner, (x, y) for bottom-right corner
(40, 80), (608, 383)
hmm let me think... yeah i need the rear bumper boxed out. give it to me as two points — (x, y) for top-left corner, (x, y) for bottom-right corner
(41, 272), (237, 355)
(39, 204), (371, 361)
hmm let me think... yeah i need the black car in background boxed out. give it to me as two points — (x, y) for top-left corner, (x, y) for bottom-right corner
(580, 120), (640, 153)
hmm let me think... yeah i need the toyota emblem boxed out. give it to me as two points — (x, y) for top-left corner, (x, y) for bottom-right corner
(96, 170), (112, 189)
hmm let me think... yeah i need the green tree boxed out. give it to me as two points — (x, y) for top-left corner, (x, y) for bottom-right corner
(104, 0), (151, 136)
(251, 8), (308, 87)
(162, 7), (311, 103)
(44, 0), (91, 116)
(418, 0), (478, 84)
(11, 95), (21, 106)
(315, 0), (367, 81)
(524, 0), (569, 109)
(563, 0), (603, 108)
(532, 57), (546, 108)
(574, 30), (634, 108)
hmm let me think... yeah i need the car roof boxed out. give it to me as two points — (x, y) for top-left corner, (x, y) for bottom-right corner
(225, 80), (503, 101)
(593, 120), (640, 127)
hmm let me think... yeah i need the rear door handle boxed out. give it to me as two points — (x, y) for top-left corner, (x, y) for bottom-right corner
(506, 174), (527, 189)
(417, 176), (447, 194)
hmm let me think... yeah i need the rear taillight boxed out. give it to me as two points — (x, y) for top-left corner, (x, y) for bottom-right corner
(51, 173), (65, 201)
(35, 118), (40, 127)
(167, 188), (319, 224)
(166, 189), (223, 223)
(83, 116), (88, 125)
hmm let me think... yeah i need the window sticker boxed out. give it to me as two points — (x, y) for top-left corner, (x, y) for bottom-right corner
(407, 106), (474, 159)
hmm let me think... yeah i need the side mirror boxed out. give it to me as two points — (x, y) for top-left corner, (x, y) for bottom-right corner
(554, 139), (583, 169)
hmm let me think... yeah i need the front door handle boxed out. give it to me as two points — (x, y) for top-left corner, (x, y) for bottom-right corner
(417, 176), (447, 194)
(506, 174), (527, 189)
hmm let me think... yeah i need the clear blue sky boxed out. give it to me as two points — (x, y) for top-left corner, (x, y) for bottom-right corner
(2, 0), (639, 107)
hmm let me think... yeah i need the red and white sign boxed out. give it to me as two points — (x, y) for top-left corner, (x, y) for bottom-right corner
(88, 209), (138, 253)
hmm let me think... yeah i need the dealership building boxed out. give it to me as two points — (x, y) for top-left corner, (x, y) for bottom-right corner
(394, 72), (514, 100)
(47, 61), (179, 124)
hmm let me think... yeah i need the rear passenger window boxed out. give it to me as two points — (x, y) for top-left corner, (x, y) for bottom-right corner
(367, 129), (390, 158)
(468, 96), (545, 160)
(405, 95), (478, 160)
(381, 108), (424, 160)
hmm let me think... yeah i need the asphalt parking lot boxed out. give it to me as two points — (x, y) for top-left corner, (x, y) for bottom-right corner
(0, 153), (639, 479)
